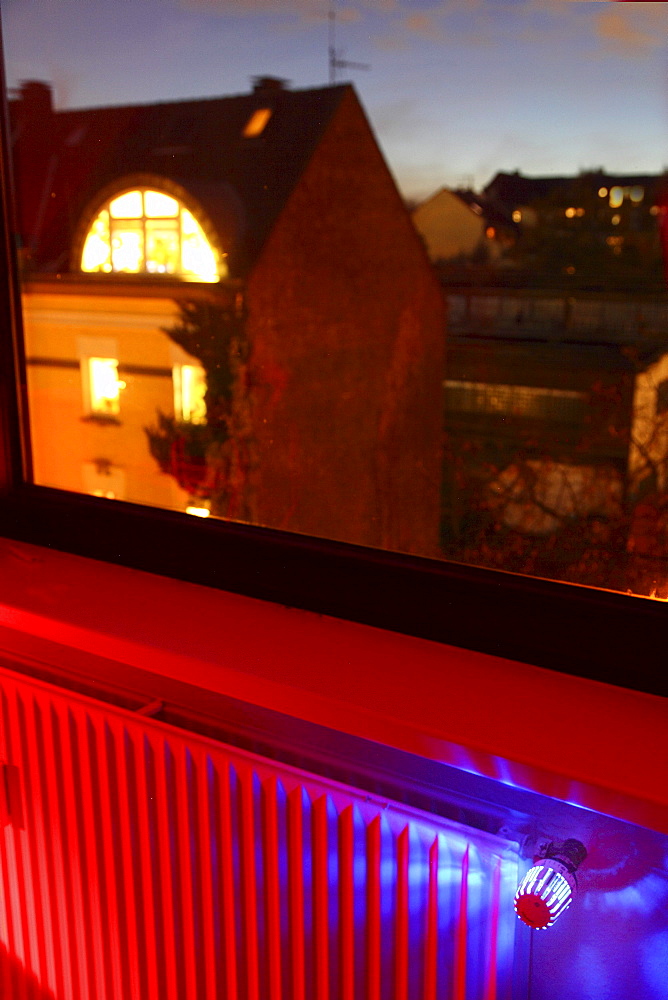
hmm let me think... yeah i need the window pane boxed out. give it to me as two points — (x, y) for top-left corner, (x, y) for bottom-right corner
(110, 221), (144, 272)
(174, 364), (207, 424)
(180, 209), (220, 281)
(81, 210), (111, 272)
(144, 190), (179, 218)
(109, 190), (143, 219)
(145, 218), (180, 274)
(4, 1), (668, 597)
(88, 358), (121, 415)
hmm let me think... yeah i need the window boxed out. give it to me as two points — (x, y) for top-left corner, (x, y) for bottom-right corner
(1, 1), (667, 690)
(77, 336), (123, 418)
(444, 380), (587, 423)
(173, 363), (206, 424)
(82, 459), (126, 499)
(243, 107), (272, 137)
(81, 187), (224, 282)
(85, 357), (123, 416)
(0, 16), (667, 1000)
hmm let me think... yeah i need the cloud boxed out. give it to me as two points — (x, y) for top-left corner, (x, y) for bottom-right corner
(179, 0), (488, 16)
(594, 5), (668, 55)
(179, 0), (322, 15)
(403, 12), (444, 39)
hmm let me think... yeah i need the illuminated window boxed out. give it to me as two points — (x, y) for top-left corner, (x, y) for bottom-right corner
(185, 503), (211, 517)
(174, 364), (207, 424)
(444, 381), (586, 422)
(630, 186), (644, 204)
(82, 460), (126, 500)
(243, 107), (272, 137)
(609, 187), (624, 209)
(81, 188), (225, 282)
(86, 357), (124, 416)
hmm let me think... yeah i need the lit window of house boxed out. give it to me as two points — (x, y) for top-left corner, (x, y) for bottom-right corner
(444, 380), (587, 423)
(609, 186), (624, 209)
(86, 357), (124, 416)
(174, 364), (207, 424)
(80, 188), (225, 282)
(82, 460), (126, 499)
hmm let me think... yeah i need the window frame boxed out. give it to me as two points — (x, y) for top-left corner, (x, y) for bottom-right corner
(0, 60), (666, 701)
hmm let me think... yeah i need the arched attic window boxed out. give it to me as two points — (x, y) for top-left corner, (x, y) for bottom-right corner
(80, 187), (226, 282)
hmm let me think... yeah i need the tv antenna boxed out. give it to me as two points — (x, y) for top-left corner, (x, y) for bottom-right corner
(328, 3), (370, 85)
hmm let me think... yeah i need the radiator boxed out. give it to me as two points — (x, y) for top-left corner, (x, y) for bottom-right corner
(0, 665), (518, 999)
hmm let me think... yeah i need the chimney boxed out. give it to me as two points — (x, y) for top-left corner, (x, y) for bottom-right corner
(251, 76), (290, 94)
(16, 80), (54, 119)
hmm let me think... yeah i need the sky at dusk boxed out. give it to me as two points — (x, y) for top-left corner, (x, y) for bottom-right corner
(2, 0), (667, 199)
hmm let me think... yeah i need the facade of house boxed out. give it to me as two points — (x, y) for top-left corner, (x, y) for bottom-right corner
(12, 79), (445, 556)
(412, 186), (517, 265)
(411, 187), (486, 261)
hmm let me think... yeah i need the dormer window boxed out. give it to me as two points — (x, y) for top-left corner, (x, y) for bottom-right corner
(80, 187), (225, 282)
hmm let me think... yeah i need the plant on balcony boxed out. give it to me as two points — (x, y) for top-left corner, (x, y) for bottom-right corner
(145, 298), (255, 520)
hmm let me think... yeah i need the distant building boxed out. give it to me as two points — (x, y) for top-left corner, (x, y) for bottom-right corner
(11, 79), (445, 556)
(484, 169), (666, 221)
(411, 187), (517, 264)
(441, 285), (668, 587)
(483, 170), (667, 289)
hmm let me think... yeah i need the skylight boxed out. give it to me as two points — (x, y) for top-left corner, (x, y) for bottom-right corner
(243, 107), (272, 138)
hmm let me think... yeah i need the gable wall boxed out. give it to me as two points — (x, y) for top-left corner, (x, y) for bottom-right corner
(246, 89), (445, 556)
(412, 190), (485, 261)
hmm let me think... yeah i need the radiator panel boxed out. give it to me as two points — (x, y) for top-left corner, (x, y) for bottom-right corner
(0, 666), (519, 999)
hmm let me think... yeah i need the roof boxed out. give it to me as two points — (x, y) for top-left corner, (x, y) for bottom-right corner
(484, 170), (668, 210)
(414, 187), (517, 234)
(453, 188), (517, 231)
(10, 79), (351, 276)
